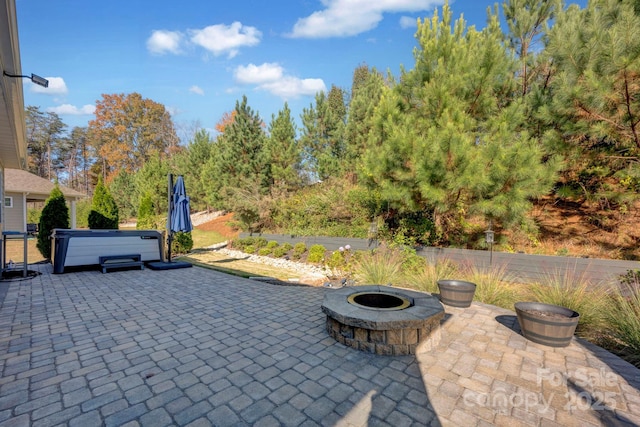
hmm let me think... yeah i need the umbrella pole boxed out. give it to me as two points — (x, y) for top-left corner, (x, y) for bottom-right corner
(167, 173), (174, 263)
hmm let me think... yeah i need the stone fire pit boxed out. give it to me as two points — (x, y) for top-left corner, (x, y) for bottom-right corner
(321, 285), (444, 356)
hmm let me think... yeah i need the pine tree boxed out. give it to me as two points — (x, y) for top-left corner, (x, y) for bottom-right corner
(174, 129), (214, 211)
(37, 184), (70, 260)
(542, 0), (640, 208)
(345, 65), (386, 175)
(362, 3), (559, 244)
(203, 96), (270, 230)
(89, 176), (119, 229)
(300, 85), (347, 180)
(266, 103), (301, 192)
(136, 192), (156, 229)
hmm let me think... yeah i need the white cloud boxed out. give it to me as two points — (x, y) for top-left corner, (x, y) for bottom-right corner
(189, 85), (204, 95)
(233, 62), (325, 99)
(30, 77), (67, 95)
(289, 0), (442, 38)
(400, 16), (418, 29)
(147, 30), (185, 55)
(260, 77), (326, 98)
(234, 63), (284, 84)
(46, 104), (95, 115)
(189, 22), (261, 58)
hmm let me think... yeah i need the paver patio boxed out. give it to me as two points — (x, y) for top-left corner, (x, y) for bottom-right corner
(0, 264), (639, 426)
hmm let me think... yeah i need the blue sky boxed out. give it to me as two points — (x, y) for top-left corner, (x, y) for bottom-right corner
(16, 0), (585, 141)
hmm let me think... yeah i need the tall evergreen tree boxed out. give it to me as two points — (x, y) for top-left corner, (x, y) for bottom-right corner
(134, 153), (171, 217)
(503, 0), (558, 96)
(203, 96), (270, 229)
(363, 3), (559, 243)
(25, 106), (67, 179)
(345, 65), (386, 175)
(37, 184), (70, 260)
(266, 103), (302, 192)
(543, 0), (640, 207)
(89, 176), (119, 229)
(174, 128), (214, 211)
(300, 85), (347, 180)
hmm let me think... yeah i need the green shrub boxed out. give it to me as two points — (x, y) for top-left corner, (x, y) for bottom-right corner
(27, 207), (41, 224)
(307, 244), (326, 263)
(232, 237), (254, 250)
(137, 192), (157, 229)
(171, 231), (193, 254)
(37, 185), (70, 260)
(326, 250), (346, 269)
(292, 242), (307, 260)
(266, 240), (279, 249)
(258, 247), (272, 256)
(254, 237), (268, 248)
(273, 243), (293, 258)
(244, 245), (256, 254)
(354, 246), (403, 285)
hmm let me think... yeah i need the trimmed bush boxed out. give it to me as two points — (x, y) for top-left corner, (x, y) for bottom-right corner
(292, 242), (307, 260)
(273, 243), (293, 258)
(307, 244), (326, 263)
(258, 247), (272, 256)
(171, 231), (193, 254)
(37, 185), (70, 260)
(266, 240), (279, 249)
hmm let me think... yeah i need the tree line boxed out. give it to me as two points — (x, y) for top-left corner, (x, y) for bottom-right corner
(25, 0), (640, 246)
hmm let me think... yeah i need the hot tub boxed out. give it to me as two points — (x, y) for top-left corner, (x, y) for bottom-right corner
(51, 229), (163, 274)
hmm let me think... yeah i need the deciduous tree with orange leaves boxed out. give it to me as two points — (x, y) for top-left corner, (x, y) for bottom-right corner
(88, 92), (179, 179)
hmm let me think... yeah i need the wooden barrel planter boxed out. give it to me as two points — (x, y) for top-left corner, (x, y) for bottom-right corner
(514, 302), (580, 347)
(437, 280), (476, 308)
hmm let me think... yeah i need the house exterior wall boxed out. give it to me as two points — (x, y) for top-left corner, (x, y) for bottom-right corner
(4, 191), (24, 231)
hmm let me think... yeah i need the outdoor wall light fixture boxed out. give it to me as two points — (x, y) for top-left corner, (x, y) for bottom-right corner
(3, 70), (49, 88)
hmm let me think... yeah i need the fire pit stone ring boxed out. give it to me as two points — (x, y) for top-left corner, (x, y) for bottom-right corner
(321, 285), (444, 356)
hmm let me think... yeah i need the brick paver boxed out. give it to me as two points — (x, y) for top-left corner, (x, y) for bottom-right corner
(0, 264), (639, 426)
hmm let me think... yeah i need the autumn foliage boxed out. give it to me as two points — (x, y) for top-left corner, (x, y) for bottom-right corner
(88, 93), (179, 180)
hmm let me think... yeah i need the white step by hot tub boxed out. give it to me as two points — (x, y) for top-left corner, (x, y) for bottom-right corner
(51, 229), (164, 274)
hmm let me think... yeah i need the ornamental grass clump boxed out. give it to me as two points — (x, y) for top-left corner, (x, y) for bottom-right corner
(354, 245), (404, 285)
(605, 283), (640, 368)
(404, 256), (459, 294)
(525, 266), (609, 340)
(459, 263), (522, 310)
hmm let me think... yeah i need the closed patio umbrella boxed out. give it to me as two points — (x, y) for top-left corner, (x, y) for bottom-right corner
(167, 174), (192, 263)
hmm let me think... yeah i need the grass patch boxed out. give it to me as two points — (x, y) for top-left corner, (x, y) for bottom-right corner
(190, 229), (227, 249)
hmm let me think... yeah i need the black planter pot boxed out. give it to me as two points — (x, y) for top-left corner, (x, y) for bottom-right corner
(515, 302), (580, 347)
(437, 280), (477, 308)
